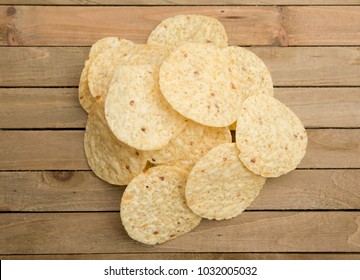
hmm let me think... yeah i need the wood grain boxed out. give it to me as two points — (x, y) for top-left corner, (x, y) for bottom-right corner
(1, 253), (359, 260)
(1, 212), (360, 254)
(1, 170), (359, 212)
(2, 1), (360, 6)
(0, 88), (87, 129)
(0, 129), (359, 170)
(1, 87), (358, 129)
(1, 47), (360, 87)
(1, 6), (360, 46)
(0, 131), (88, 170)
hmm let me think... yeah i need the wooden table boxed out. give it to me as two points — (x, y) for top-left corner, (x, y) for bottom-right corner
(1, 0), (360, 260)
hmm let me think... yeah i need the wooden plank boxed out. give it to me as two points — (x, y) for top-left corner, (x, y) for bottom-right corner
(0, 129), (359, 170)
(0, 131), (88, 170)
(1, 87), (359, 129)
(1, 212), (360, 253)
(1, 170), (359, 212)
(0, 88), (87, 129)
(1, 6), (360, 46)
(0, 47), (88, 87)
(1, 47), (359, 87)
(3, 1), (360, 6)
(1, 253), (360, 260)
(274, 88), (360, 128)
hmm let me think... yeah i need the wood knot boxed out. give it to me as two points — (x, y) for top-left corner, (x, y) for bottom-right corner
(7, 7), (16, 17)
(52, 171), (73, 182)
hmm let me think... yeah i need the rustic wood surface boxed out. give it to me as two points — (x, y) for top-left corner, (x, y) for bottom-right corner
(1, 6), (360, 46)
(0, 0), (359, 260)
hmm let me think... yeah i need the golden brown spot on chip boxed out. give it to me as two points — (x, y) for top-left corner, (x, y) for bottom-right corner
(300, 136), (304, 140)
(159, 176), (165, 181)
(251, 158), (256, 163)
(215, 104), (220, 112)
(294, 134), (298, 138)
(141, 127), (146, 132)
(130, 100), (134, 105)
(170, 234), (176, 238)
(151, 158), (156, 162)
(145, 185), (149, 189)
(190, 141), (194, 145)
(153, 231), (159, 235)
(125, 165), (130, 171)
(211, 92), (215, 97)
(194, 71), (199, 76)
(223, 157), (227, 161)
(122, 193), (133, 200)
(242, 67), (247, 72)
(135, 151), (139, 156)
(206, 39), (212, 43)
(231, 82), (236, 89)
(95, 95), (101, 100)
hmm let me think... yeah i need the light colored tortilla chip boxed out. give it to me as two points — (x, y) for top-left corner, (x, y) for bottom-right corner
(223, 46), (273, 102)
(146, 120), (232, 171)
(88, 37), (133, 60)
(236, 94), (308, 177)
(121, 166), (202, 245)
(224, 46), (273, 130)
(105, 64), (186, 151)
(147, 14), (228, 51)
(88, 43), (169, 99)
(84, 99), (147, 185)
(186, 143), (266, 220)
(78, 60), (96, 113)
(160, 43), (241, 127)
(78, 38), (133, 112)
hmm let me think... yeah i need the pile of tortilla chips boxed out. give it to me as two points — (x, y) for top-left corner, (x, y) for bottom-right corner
(79, 15), (307, 245)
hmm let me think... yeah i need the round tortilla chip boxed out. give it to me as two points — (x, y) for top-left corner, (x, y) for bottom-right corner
(160, 43), (241, 127)
(236, 94), (308, 177)
(84, 100), (147, 185)
(78, 38), (133, 112)
(186, 143), (266, 220)
(121, 166), (202, 245)
(105, 64), (186, 151)
(88, 43), (169, 99)
(147, 14), (228, 51)
(146, 120), (232, 171)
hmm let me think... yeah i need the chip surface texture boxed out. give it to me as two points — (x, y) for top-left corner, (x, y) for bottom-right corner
(84, 100), (147, 185)
(105, 64), (186, 151)
(147, 15), (228, 51)
(146, 120), (232, 170)
(223, 46), (273, 102)
(121, 166), (202, 245)
(186, 143), (265, 220)
(160, 43), (241, 127)
(236, 95), (308, 177)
